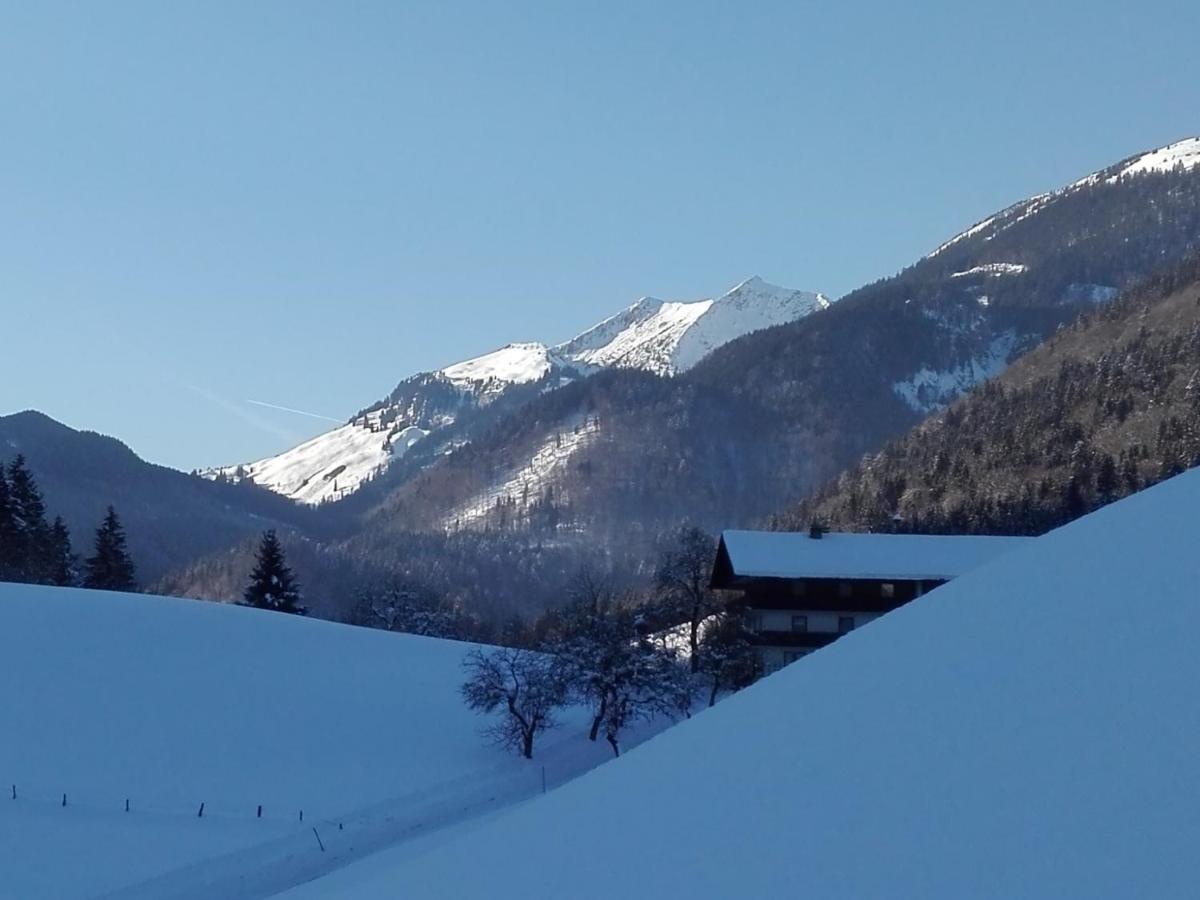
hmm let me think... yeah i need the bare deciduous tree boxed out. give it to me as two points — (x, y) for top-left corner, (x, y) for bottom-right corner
(462, 647), (566, 759)
(654, 525), (720, 672)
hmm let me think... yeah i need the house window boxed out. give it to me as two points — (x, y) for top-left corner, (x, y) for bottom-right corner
(745, 613), (763, 633)
(881, 582), (895, 599)
(838, 616), (856, 633)
(790, 615), (808, 633)
(838, 581), (852, 598)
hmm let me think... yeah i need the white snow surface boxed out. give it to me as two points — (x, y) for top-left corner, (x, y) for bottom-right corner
(892, 330), (1018, 414)
(439, 342), (567, 392)
(719, 530), (1033, 581)
(951, 262), (1028, 278)
(285, 467), (1200, 899)
(556, 276), (828, 376)
(204, 416), (426, 505)
(0, 585), (665, 898)
(1116, 136), (1200, 177)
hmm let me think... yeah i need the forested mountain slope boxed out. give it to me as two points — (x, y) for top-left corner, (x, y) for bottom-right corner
(0, 411), (322, 581)
(357, 141), (1200, 543)
(775, 252), (1200, 534)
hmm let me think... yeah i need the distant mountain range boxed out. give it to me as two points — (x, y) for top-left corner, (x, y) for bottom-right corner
(202, 277), (828, 505)
(9, 136), (1200, 624)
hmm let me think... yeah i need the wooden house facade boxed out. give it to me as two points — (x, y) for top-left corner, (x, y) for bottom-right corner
(711, 529), (1034, 672)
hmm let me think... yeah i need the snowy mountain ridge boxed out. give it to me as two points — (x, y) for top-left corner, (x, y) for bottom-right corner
(205, 276), (827, 504)
(930, 135), (1200, 257)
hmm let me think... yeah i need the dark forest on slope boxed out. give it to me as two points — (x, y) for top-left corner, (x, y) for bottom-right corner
(775, 253), (1200, 536)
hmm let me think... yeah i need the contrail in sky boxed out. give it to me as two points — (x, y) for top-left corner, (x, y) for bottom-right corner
(245, 399), (343, 423)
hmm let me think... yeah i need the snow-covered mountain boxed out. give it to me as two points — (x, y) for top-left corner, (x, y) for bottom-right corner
(283, 466), (1200, 900)
(354, 136), (1200, 544)
(557, 276), (828, 376)
(931, 135), (1200, 257)
(205, 277), (827, 505)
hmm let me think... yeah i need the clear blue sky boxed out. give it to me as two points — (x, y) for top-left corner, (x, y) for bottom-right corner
(2, 0), (1198, 471)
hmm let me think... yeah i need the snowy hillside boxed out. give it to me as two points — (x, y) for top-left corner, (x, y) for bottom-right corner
(210, 414), (427, 505)
(0, 585), (659, 898)
(285, 468), (1200, 899)
(207, 276), (826, 504)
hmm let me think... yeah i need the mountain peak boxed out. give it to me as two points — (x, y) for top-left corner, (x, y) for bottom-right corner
(216, 276), (825, 504)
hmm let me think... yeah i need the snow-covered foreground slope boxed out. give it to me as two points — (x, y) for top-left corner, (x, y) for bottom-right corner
(287, 469), (1200, 899)
(0, 586), (659, 899)
(209, 276), (826, 505)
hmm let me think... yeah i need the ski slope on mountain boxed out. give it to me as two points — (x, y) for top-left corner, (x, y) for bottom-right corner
(286, 469), (1200, 899)
(0, 585), (655, 899)
(214, 276), (826, 504)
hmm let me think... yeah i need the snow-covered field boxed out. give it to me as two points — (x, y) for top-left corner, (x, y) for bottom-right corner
(285, 467), (1200, 899)
(0, 585), (660, 899)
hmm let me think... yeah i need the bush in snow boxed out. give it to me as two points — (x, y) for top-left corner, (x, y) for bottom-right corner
(350, 577), (476, 640)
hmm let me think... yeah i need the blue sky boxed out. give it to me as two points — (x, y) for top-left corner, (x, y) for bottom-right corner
(2, 0), (1198, 470)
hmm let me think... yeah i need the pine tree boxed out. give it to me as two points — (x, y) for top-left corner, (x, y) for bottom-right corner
(83, 506), (138, 592)
(0, 467), (16, 579)
(7, 455), (51, 582)
(46, 517), (77, 587)
(242, 530), (304, 615)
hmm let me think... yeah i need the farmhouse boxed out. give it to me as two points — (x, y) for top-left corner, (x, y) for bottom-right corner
(711, 528), (1034, 672)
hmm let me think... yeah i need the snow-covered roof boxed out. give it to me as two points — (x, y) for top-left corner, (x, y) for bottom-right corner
(714, 529), (1034, 583)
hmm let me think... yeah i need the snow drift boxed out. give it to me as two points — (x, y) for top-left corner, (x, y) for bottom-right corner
(287, 468), (1200, 899)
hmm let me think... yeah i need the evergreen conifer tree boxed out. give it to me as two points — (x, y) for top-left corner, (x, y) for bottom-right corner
(0, 467), (16, 580)
(46, 517), (77, 587)
(7, 455), (51, 582)
(83, 506), (138, 592)
(242, 529), (305, 615)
